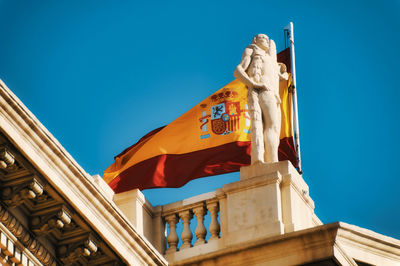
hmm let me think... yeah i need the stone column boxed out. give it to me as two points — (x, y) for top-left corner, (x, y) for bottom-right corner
(179, 210), (193, 249)
(165, 214), (179, 254)
(206, 202), (220, 240)
(193, 206), (207, 245)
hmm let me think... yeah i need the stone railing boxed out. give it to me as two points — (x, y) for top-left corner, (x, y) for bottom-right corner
(161, 191), (221, 254)
(113, 161), (323, 264)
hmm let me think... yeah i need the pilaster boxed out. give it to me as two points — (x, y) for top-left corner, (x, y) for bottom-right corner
(113, 189), (154, 242)
(222, 168), (284, 245)
(240, 160), (321, 235)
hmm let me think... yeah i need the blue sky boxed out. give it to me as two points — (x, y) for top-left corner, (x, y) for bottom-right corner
(0, 0), (399, 239)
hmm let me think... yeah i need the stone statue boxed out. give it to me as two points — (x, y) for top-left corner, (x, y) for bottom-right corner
(234, 34), (288, 164)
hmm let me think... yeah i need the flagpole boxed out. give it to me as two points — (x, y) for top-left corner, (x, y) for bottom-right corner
(285, 22), (303, 174)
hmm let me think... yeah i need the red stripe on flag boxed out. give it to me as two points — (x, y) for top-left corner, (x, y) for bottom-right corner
(277, 48), (291, 73)
(278, 137), (298, 168)
(109, 137), (297, 192)
(109, 141), (251, 192)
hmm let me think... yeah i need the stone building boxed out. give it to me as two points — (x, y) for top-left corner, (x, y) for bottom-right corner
(0, 79), (399, 265)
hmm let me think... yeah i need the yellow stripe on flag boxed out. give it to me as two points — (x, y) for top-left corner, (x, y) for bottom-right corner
(104, 77), (294, 184)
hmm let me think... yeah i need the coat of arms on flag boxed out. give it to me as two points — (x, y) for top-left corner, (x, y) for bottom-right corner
(199, 88), (250, 139)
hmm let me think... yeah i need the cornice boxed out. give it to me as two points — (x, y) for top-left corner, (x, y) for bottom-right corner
(0, 80), (167, 265)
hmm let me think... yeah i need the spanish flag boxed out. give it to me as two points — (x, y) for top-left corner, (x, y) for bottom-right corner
(104, 49), (297, 192)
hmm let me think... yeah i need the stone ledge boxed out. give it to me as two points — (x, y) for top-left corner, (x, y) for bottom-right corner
(160, 191), (217, 216)
(222, 171), (282, 194)
(240, 160), (296, 180)
(169, 222), (400, 266)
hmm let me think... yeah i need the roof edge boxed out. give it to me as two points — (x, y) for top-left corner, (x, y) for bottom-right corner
(0, 80), (167, 265)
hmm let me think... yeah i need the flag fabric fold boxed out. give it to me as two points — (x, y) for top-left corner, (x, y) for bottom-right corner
(104, 48), (297, 192)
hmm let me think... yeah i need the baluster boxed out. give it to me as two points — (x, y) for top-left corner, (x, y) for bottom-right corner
(207, 202), (220, 240)
(179, 210), (193, 249)
(165, 214), (179, 253)
(193, 206), (207, 246)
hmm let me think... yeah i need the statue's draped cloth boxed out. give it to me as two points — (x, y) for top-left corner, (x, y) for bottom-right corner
(104, 49), (297, 192)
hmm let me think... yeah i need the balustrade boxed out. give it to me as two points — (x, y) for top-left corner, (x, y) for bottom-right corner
(162, 196), (221, 254)
(165, 214), (179, 254)
(207, 202), (220, 240)
(193, 206), (207, 245)
(179, 210), (193, 249)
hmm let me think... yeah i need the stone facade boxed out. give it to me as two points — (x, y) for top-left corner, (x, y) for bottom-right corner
(0, 80), (167, 265)
(1, 79), (400, 265)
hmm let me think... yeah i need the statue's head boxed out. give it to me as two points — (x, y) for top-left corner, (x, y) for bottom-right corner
(252, 34), (269, 51)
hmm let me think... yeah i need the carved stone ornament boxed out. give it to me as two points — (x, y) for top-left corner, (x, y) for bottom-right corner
(1, 178), (44, 207)
(234, 34), (288, 164)
(0, 145), (15, 169)
(58, 234), (99, 265)
(31, 206), (72, 236)
(0, 203), (56, 265)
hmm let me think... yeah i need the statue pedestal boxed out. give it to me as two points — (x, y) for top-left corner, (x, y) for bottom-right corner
(220, 161), (321, 246)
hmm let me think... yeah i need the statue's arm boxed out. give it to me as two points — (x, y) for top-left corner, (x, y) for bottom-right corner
(278, 63), (289, 81)
(234, 48), (257, 88)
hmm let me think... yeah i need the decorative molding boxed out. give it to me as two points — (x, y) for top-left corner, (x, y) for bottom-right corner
(31, 205), (72, 236)
(0, 134), (123, 265)
(0, 145), (15, 169)
(0, 203), (57, 265)
(1, 177), (43, 207)
(58, 234), (99, 265)
(0, 80), (167, 265)
(0, 223), (44, 266)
